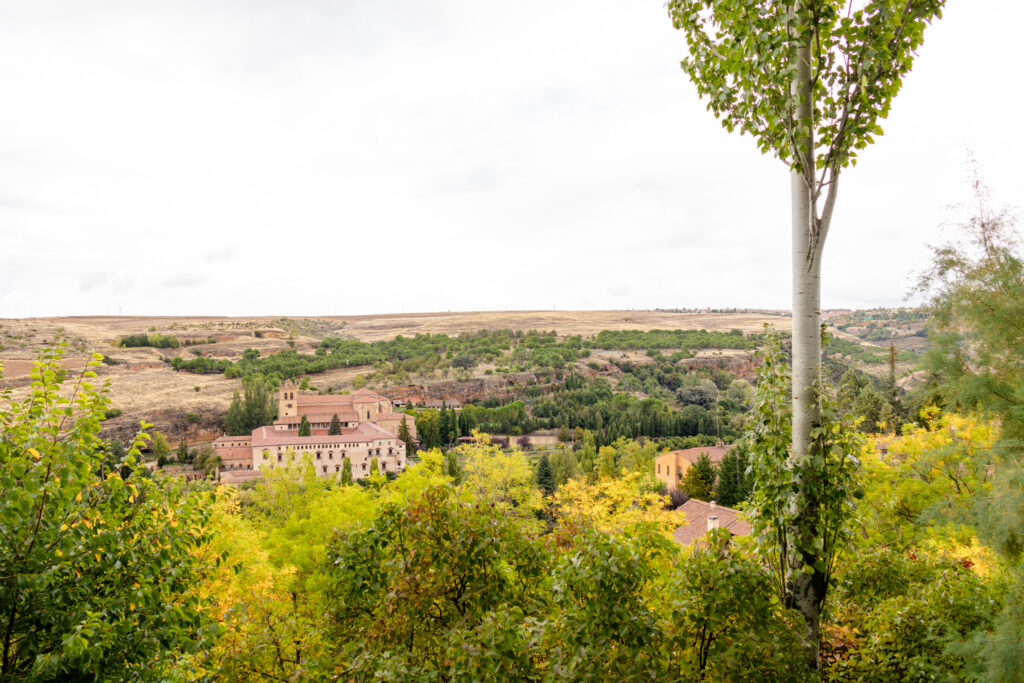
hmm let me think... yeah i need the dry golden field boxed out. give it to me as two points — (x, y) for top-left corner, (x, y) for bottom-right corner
(0, 310), (792, 436)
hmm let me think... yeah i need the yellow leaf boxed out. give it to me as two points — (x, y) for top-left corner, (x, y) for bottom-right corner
(28, 448), (40, 460)
(129, 603), (135, 612)
(94, 552), (101, 562)
(55, 549), (63, 557)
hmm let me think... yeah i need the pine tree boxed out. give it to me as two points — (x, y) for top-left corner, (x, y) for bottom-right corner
(328, 414), (342, 435)
(341, 457), (353, 485)
(535, 454), (555, 495)
(297, 415), (311, 437)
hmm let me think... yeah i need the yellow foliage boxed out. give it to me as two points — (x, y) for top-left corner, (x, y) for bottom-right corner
(552, 472), (683, 544)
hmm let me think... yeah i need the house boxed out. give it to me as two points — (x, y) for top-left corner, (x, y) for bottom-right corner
(655, 443), (732, 491)
(213, 381), (415, 482)
(672, 499), (751, 546)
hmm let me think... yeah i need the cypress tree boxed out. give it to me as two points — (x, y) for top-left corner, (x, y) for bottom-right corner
(224, 391), (246, 436)
(398, 416), (413, 453)
(341, 457), (353, 485)
(176, 439), (189, 465)
(297, 415), (311, 437)
(328, 414), (342, 435)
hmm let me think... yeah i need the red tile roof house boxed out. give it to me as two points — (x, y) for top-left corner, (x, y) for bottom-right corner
(672, 499), (751, 547)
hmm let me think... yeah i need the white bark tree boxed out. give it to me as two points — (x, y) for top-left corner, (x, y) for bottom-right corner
(668, 0), (945, 670)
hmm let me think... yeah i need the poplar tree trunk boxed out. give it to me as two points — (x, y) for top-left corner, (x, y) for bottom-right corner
(787, 19), (828, 672)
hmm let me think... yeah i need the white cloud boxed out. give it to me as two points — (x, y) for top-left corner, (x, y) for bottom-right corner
(0, 0), (1020, 318)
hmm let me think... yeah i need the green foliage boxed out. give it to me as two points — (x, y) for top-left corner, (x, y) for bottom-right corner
(223, 375), (276, 436)
(826, 546), (998, 681)
(0, 346), (214, 679)
(151, 430), (171, 463)
(681, 452), (717, 500)
(535, 453), (555, 495)
(589, 328), (754, 351)
(176, 438), (189, 464)
(415, 409), (441, 450)
(658, 530), (805, 680)
(667, 0), (944, 175)
(119, 332), (180, 348)
(715, 443), (752, 507)
(340, 457), (353, 485)
(323, 486), (548, 679)
(746, 329), (861, 621)
(297, 415), (311, 437)
(397, 415), (412, 452)
(327, 413), (341, 435)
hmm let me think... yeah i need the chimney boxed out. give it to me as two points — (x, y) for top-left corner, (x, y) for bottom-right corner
(707, 515), (719, 531)
(710, 500), (717, 510)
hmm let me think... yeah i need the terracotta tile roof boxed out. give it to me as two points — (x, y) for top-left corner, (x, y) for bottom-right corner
(296, 395), (357, 405)
(658, 444), (732, 467)
(278, 412), (359, 424)
(672, 499), (751, 546)
(213, 436), (251, 446)
(250, 422), (397, 447)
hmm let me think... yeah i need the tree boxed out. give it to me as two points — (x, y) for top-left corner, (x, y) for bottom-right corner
(548, 448), (579, 487)
(681, 454), (716, 500)
(176, 438), (189, 464)
(597, 446), (618, 479)
(0, 347), (213, 679)
(915, 178), (1024, 674)
(715, 446), (752, 507)
(415, 409), (441, 451)
(352, 375), (366, 390)
(224, 390), (246, 436)
(667, 1), (944, 667)
(341, 457), (353, 485)
(328, 414), (342, 435)
(297, 415), (311, 437)
(152, 430), (171, 464)
(535, 454), (555, 495)
(398, 416), (413, 453)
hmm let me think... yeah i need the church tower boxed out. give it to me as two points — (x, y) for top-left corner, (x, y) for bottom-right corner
(279, 379), (298, 418)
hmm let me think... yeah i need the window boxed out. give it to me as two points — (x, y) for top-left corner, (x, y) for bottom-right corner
(277, 454), (282, 462)
(322, 466), (327, 473)
(316, 452), (321, 460)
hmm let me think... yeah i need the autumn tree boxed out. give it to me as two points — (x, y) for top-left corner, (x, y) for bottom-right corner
(667, 0), (945, 667)
(0, 347), (213, 679)
(340, 457), (353, 485)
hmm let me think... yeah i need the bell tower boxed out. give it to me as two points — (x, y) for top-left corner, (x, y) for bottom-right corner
(279, 379), (298, 418)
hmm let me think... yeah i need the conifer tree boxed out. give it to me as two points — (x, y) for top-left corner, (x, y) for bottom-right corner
(328, 414), (342, 435)
(298, 416), (311, 437)
(341, 457), (353, 485)
(535, 454), (555, 495)
(715, 447), (751, 507)
(397, 416), (413, 453)
(176, 439), (189, 465)
(224, 391), (246, 436)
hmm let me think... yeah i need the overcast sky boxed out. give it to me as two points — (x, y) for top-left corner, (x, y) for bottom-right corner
(1, 1), (1020, 318)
